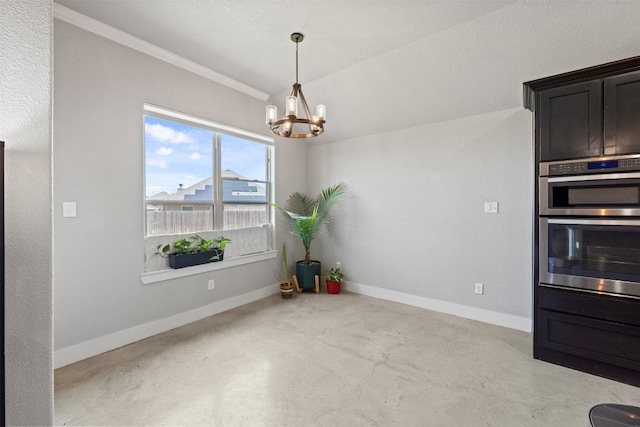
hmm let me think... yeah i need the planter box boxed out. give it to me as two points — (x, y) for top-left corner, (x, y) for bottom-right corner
(168, 249), (224, 269)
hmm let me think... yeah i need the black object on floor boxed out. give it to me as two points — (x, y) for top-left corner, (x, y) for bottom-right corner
(590, 403), (640, 427)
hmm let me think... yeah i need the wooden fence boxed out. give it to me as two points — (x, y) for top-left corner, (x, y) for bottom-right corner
(146, 210), (266, 235)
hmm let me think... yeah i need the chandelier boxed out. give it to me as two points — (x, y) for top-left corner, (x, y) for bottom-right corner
(266, 33), (326, 138)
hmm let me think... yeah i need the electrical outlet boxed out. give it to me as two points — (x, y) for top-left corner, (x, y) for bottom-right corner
(475, 283), (484, 295)
(208, 279), (215, 290)
(336, 261), (341, 269)
(484, 202), (498, 214)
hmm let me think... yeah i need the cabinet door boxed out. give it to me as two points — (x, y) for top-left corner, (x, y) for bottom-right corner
(604, 70), (640, 155)
(538, 81), (603, 161)
(537, 309), (640, 372)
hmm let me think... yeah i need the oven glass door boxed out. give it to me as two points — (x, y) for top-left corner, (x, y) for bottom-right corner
(539, 173), (640, 216)
(540, 218), (640, 297)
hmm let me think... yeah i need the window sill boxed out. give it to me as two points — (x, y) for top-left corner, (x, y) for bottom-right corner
(141, 250), (277, 285)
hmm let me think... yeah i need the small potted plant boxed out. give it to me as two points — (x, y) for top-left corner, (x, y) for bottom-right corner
(157, 235), (231, 269)
(325, 267), (344, 294)
(279, 244), (294, 299)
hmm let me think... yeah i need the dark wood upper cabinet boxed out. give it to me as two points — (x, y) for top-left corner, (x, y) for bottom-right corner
(538, 81), (602, 161)
(604, 70), (640, 156)
(524, 56), (640, 162)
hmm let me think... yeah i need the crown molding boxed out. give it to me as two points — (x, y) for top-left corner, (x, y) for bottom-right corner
(53, 3), (269, 102)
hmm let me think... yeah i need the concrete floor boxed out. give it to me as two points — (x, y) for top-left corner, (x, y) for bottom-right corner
(55, 292), (640, 426)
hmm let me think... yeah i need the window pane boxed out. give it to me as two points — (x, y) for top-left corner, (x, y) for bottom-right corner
(220, 134), (268, 230)
(145, 115), (214, 235)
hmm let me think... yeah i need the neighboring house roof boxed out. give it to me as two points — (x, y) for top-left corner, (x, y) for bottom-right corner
(148, 170), (266, 204)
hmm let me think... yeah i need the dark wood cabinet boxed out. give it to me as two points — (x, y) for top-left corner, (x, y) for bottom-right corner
(526, 57), (640, 162)
(538, 81), (602, 161)
(537, 286), (640, 386)
(604, 70), (640, 156)
(524, 57), (640, 387)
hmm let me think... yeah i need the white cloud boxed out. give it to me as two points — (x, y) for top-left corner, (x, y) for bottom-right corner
(145, 123), (194, 144)
(147, 159), (169, 169)
(188, 152), (201, 160)
(156, 147), (173, 156)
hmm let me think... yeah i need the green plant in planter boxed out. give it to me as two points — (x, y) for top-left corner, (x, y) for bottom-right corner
(157, 235), (231, 261)
(273, 183), (345, 265)
(279, 243), (294, 299)
(280, 243), (291, 283)
(325, 266), (344, 294)
(326, 267), (344, 283)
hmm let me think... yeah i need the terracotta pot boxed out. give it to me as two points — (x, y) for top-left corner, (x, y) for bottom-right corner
(326, 280), (341, 294)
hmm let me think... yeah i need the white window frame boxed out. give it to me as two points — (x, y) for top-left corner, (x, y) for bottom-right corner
(142, 104), (276, 280)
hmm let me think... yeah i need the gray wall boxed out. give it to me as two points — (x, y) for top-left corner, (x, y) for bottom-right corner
(0, 1), (54, 424)
(53, 21), (307, 357)
(308, 108), (533, 323)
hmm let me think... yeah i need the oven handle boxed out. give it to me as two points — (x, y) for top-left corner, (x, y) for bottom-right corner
(546, 171), (640, 182)
(546, 218), (640, 226)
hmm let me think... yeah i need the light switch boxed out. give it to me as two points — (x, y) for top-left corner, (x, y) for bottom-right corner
(484, 202), (498, 214)
(63, 202), (77, 218)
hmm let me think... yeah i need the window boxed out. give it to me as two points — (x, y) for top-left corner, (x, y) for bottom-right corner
(144, 104), (273, 237)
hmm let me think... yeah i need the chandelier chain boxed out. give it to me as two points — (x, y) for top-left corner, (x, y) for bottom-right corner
(295, 40), (299, 85)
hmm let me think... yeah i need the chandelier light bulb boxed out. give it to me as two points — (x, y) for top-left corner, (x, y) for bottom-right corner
(285, 96), (297, 117)
(266, 105), (277, 126)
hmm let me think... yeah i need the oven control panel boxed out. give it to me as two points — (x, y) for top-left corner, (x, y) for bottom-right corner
(541, 155), (640, 176)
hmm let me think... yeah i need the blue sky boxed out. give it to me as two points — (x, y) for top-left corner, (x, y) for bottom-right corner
(144, 116), (266, 198)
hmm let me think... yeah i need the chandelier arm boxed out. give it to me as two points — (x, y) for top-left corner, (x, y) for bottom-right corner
(297, 87), (313, 120)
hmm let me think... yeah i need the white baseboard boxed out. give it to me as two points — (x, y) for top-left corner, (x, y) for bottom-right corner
(344, 281), (532, 333)
(54, 283), (280, 369)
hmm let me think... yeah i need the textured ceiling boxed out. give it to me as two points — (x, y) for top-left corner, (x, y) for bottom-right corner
(54, 1), (640, 143)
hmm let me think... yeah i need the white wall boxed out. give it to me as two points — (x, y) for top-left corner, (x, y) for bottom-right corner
(308, 108), (533, 330)
(0, 1), (53, 424)
(53, 20), (306, 365)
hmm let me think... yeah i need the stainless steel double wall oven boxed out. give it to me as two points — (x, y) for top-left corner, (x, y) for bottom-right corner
(539, 154), (640, 298)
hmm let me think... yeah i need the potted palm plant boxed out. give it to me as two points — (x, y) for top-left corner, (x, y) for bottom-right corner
(273, 183), (345, 292)
(325, 267), (344, 294)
